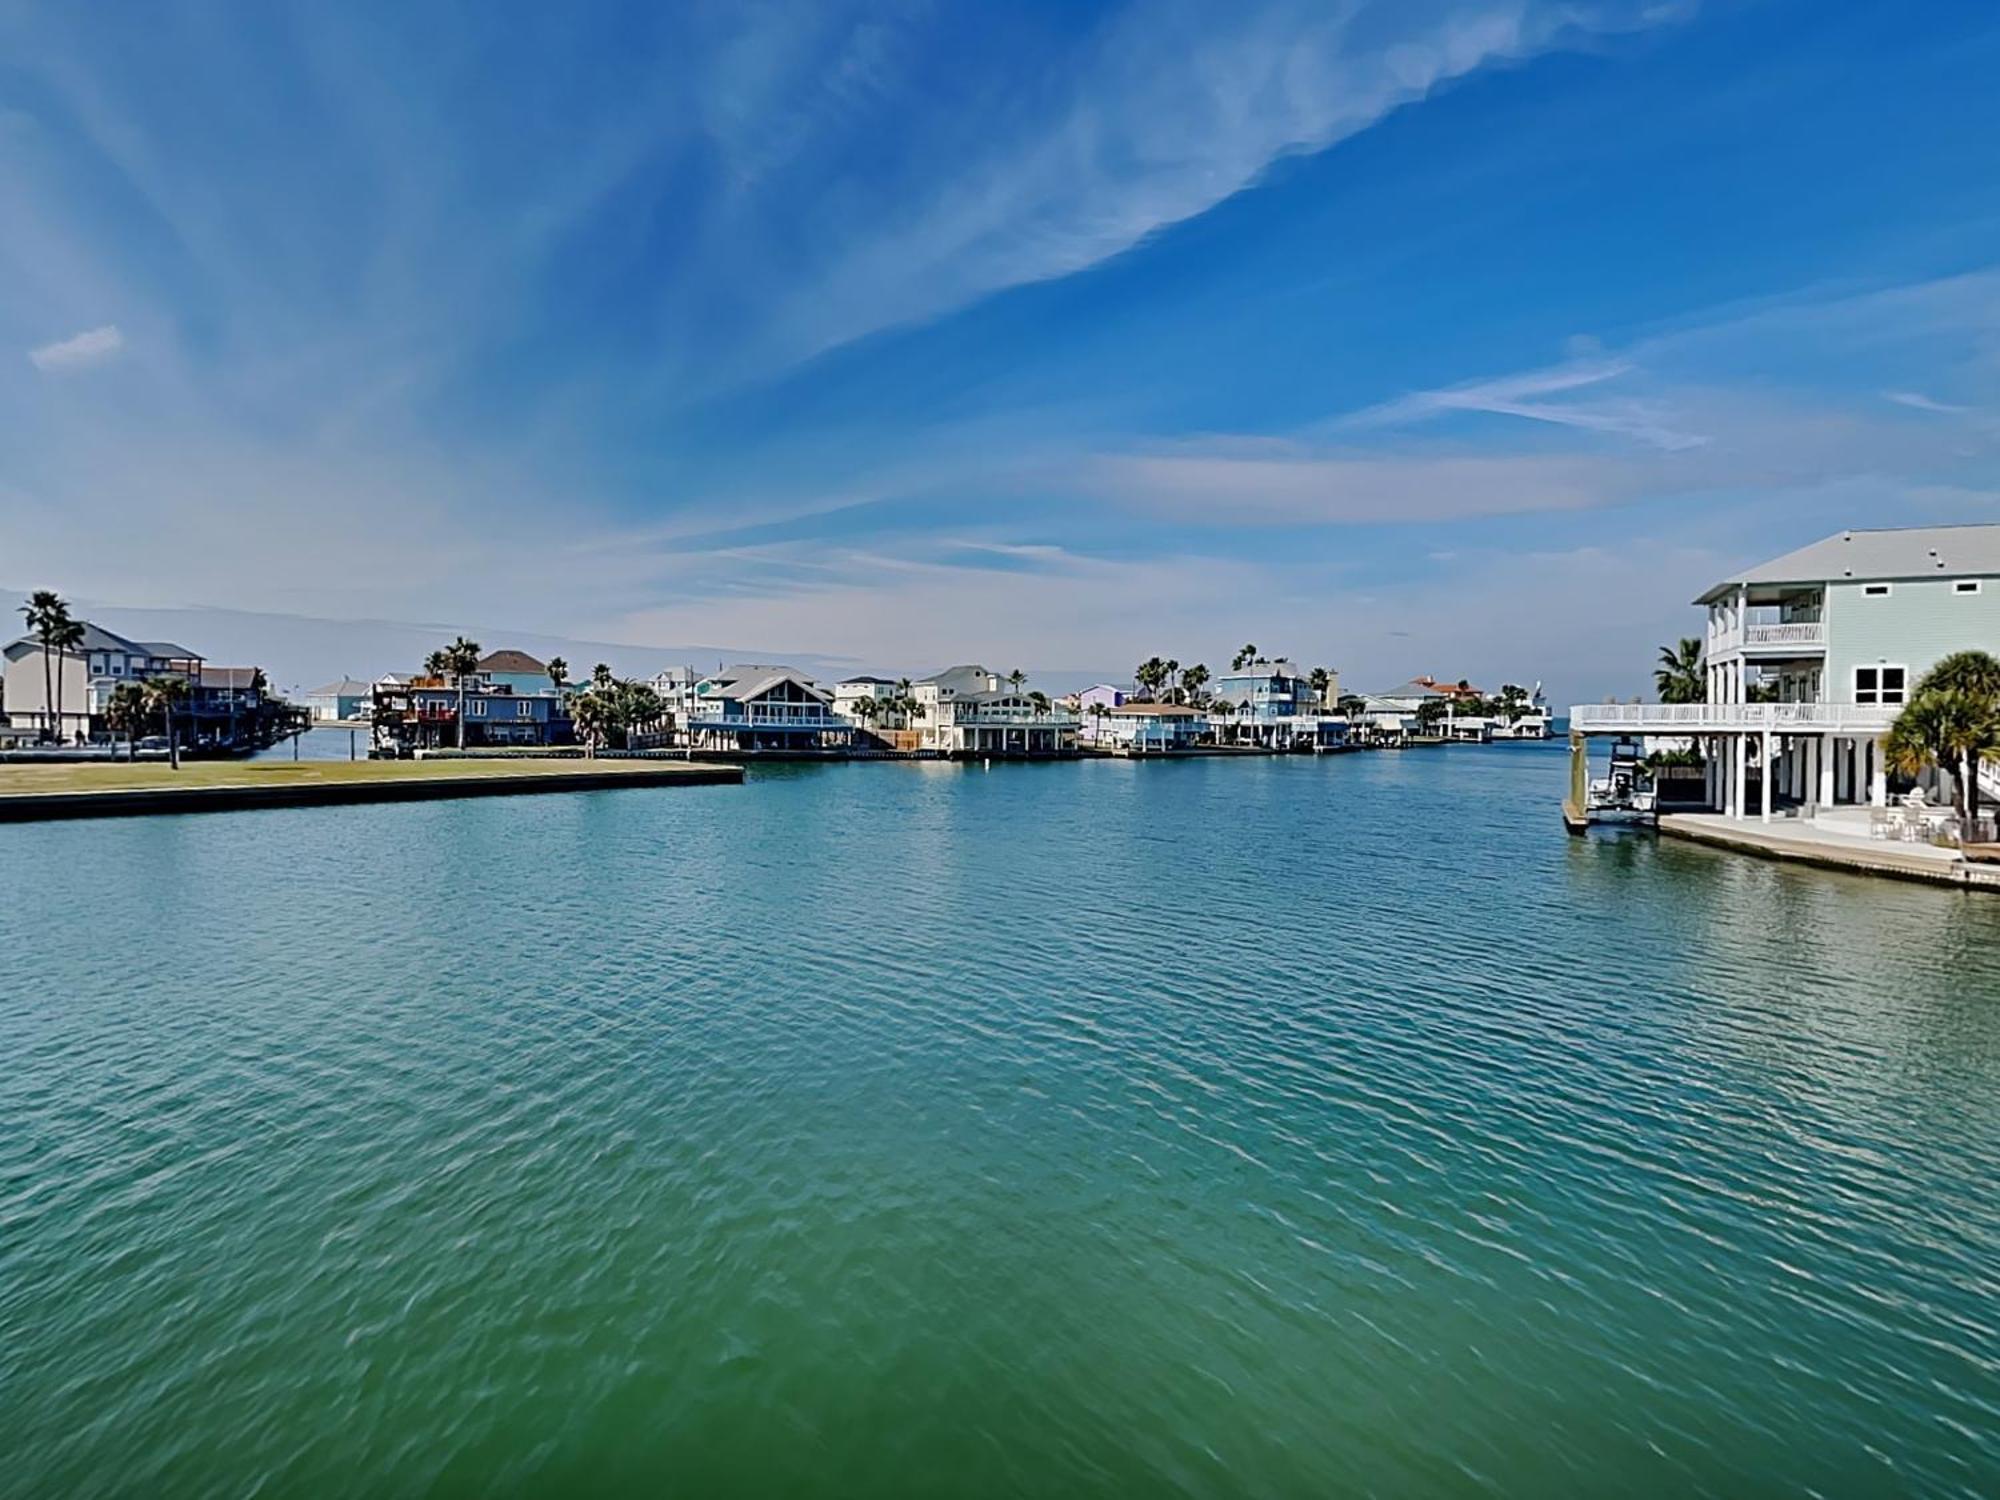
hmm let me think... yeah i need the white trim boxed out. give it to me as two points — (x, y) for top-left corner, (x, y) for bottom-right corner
(1853, 663), (1908, 707)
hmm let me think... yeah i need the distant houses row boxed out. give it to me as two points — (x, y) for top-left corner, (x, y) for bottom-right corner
(345, 648), (1549, 759)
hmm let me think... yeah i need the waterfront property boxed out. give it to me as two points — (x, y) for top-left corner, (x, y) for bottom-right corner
(913, 665), (1077, 756)
(2, 620), (302, 754)
(1570, 525), (2000, 832)
(1090, 700), (1208, 753)
(678, 664), (855, 754)
(477, 649), (557, 697)
(305, 678), (375, 722)
(371, 653), (575, 753)
(1210, 657), (1348, 750)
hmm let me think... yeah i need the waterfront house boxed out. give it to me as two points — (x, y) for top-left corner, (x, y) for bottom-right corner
(913, 665), (1077, 756)
(477, 649), (555, 697)
(1093, 700), (1208, 753)
(305, 678), (375, 722)
(371, 673), (573, 752)
(1075, 683), (1136, 747)
(829, 675), (906, 726)
(680, 664), (853, 753)
(3, 621), (300, 752)
(1570, 525), (2000, 823)
(1211, 658), (1348, 750)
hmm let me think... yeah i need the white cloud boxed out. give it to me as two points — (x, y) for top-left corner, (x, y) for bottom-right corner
(1882, 390), (1967, 414)
(1342, 360), (1711, 450)
(27, 323), (123, 372)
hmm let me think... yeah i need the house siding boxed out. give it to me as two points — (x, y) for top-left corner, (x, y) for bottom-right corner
(1825, 577), (2000, 701)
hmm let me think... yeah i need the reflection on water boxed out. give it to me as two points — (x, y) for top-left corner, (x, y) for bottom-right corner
(1, 743), (1995, 1496)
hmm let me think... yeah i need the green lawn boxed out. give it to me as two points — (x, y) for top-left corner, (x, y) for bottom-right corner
(0, 757), (723, 798)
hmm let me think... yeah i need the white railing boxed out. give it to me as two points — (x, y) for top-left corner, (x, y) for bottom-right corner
(1569, 702), (1898, 733)
(1742, 622), (1825, 648)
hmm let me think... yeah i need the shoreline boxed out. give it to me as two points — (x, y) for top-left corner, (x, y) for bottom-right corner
(0, 758), (742, 824)
(1657, 812), (2000, 891)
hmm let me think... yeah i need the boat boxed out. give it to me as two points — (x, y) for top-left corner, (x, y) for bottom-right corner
(1583, 737), (1657, 822)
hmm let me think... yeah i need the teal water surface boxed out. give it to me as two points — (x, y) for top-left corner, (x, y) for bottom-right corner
(3, 746), (1996, 1495)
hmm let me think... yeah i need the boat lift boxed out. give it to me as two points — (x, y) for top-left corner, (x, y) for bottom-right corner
(1563, 733), (1658, 833)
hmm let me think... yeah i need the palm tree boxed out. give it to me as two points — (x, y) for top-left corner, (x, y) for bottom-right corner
(436, 636), (482, 749)
(570, 691), (614, 757)
(1163, 659), (1180, 702)
(1308, 666), (1330, 708)
(1908, 651), (2000, 823)
(142, 675), (189, 769)
(18, 589), (65, 743)
(547, 657), (569, 695)
(106, 681), (149, 761)
(1029, 690), (1050, 716)
(1655, 638), (1705, 704)
(1135, 656), (1167, 701)
(49, 613), (84, 744)
(1232, 644), (1259, 672)
(1885, 687), (2000, 828)
(1181, 663), (1210, 707)
(592, 662), (614, 690)
(1007, 668), (1027, 696)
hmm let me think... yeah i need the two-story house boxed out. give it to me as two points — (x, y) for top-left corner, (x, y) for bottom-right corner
(2, 623), (200, 743)
(1572, 525), (2000, 821)
(680, 664), (853, 753)
(1212, 658), (1348, 750)
(912, 665), (1077, 756)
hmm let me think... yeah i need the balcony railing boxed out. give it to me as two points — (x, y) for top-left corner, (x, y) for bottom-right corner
(1742, 622), (1826, 648)
(1569, 702), (1898, 733)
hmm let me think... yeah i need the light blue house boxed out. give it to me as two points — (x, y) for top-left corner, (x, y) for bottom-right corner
(1212, 658), (1346, 749)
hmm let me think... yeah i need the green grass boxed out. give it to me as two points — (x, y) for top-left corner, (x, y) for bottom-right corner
(0, 757), (723, 797)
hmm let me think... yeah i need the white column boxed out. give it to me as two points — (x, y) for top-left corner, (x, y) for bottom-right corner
(1731, 735), (1747, 819)
(1817, 734), (1834, 811)
(1870, 737), (1888, 808)
(1760, 731), (1773, 822)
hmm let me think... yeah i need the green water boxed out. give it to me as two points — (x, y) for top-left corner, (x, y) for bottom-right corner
(3, 746), (1996, 1496)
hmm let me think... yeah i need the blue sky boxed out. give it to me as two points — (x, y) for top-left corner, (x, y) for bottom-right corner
(4, 0), (1999, 698)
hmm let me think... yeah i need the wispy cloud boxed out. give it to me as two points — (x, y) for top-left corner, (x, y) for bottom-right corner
(1342, 360), (1711, 450)
(28, 324), (123, 372)
(1882, 389), (1967, 414)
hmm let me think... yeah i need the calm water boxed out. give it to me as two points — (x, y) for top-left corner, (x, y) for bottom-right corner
(3, 745), (1997, 1496)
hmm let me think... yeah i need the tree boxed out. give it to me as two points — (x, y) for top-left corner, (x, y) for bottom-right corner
(592, 662), (614, 690)
(1163, 659), (1180, 702)
(1135, 656), (1167, 701)
(570, 691), (614, 757)
(105, 681), (149, 761)
(1308, 666), (1330, 708)
(1181, 663), (1210, 707)
(439, 637), (483, 749)
(142, 675), (190, 770)
(1232, 644), (1258, 672)
(1007, 668), (1027, 696)
(1210, 696), (1236, 743)
(18, 589), (66, 743)
(1906, 651), (2000, 824)
(1654, 638), (1705, 704)
(1416, 698), (1448, 732)
(424, 650), (448, 677)
(1029, 690), (1051, 716)
(1885, 687), (2000, 828)
(49, 613), (84, 744)
(548, 657), (569, 694)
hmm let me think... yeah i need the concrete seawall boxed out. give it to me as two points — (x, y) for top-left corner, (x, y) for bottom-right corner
(1658, 813), (2000, 892)
(0, 761), (743, 824)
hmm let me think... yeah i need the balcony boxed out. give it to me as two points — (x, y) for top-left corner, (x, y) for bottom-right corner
(1742, 621), (1825, 650)
(1569, 702), (1897, 735)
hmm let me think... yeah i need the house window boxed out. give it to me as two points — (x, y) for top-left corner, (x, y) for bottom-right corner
(1954, 579), (1981, 595)
(1854, 666), (1907, 706)
(468, 700), (486, 717)
(1862, 583), (1892, 597)
(516, 701), (535, 718)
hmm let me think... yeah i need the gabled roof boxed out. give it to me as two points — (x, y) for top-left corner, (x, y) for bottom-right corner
(198, 666), (261, 690)
(918, 664), (1000, 692)
(138, 639), (199, 659)
(1696, 524), (2000, 602)
(5, 622), (198, 660)
(1109, 701), (1203, 717)
(703, 665), (828, 703)
(834, 675), (899, 686)
(478, 649), (547, 674)
(308, 678), (375, 696)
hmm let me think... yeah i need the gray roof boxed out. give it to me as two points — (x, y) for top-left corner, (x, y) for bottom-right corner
(5, 621), (196, 660)
(1697, 525), (2000, 602)
(702, 664), (829, 703)
(308, 678), (374, 696)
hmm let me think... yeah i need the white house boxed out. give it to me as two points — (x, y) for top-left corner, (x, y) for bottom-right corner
(1570, 525), (2000, 823)
(677, 664), (853, 753)
(913, 665), (1077, 756)
(1092, 701), (1207, 752)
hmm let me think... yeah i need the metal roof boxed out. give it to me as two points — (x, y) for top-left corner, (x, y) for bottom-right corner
(1696, 525), (2000, 602)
